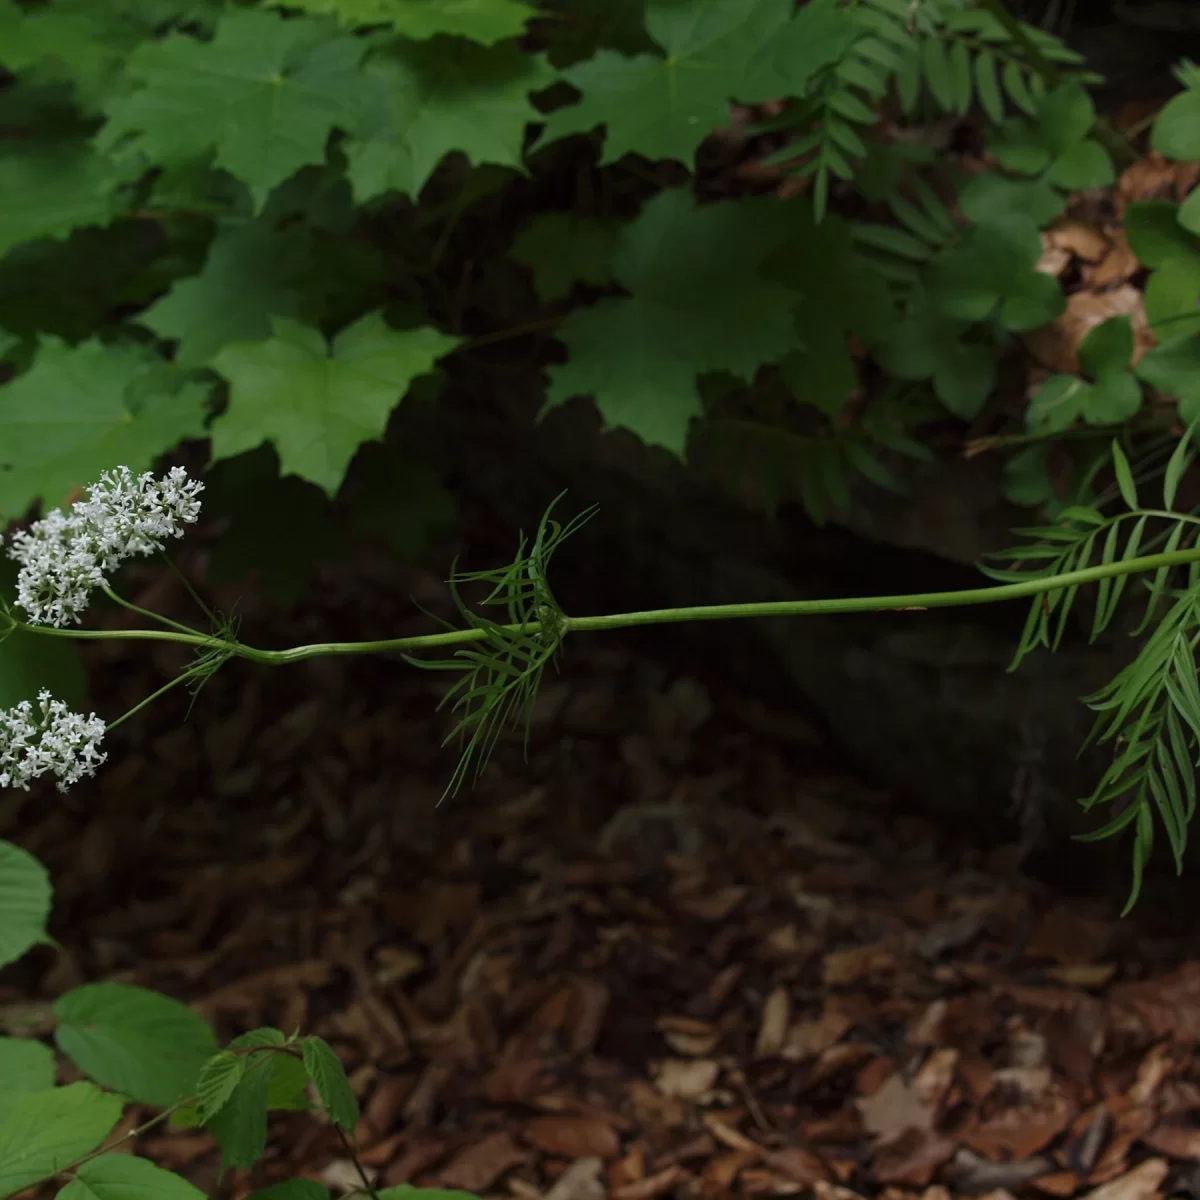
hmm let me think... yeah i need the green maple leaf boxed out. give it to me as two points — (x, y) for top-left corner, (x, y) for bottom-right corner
(99, 9), (369, 210)
(544, 190), (803, 455)
(140, 221), (314, 367)
(210, 312), (460, 494)
(537, 0), (857, 166)
(510, 213), (617, 302)
(0, 339), (209, 521)
(262, 0), (536, 44)
(345, 41), (553, 204)
(0, 142), (137, 260)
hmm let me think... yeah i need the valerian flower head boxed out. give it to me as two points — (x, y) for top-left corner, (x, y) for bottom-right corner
(0, 690), (106, 792)
(3, 466), (203, 626)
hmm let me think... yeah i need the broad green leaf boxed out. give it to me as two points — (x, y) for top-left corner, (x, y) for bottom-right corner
(140, 221), (314, 368)
(779, 309), (858, 419)
(0, 1083), (122, 1199)
(100, 10), (371, 209)
(1078, 316), (1134, 379)
(537, 0), (851, 165)
(933, 341), (995, 419)
(510, 213), (617, 302)
(1135, 334), (1200, 422)
(345, 42), (553, 204)
(55, 983), (218, 1108)
(247, 1184), (330, 1200)
(0, 338), (208, 523)
(1144, 257), (1200, 341)
(0, 142), (136, 260)
(0, 841), (53, 969)
(210, 312), (460, 495)
(58, 1154), (206, 1200)
(1180, 187), (1200, 236)
(1026, 373), (1087, 432)
(544, 191), (804, 455)
(0, 1037), (55, 1092)
(1001, 443), (1056, 508)
(1124, 200), (1196, 268)
(1083, 372), (1142, 424)
(958, 171), (1063, 228)
(1111, 439), (1139, 510)
(1035, 82), (1093, 155)
(301, 1037), (358, 1128)
(265, 1049), (312, 1112)
(1047, 139), (1113, 190)
(261, 0), (535, 42)
(1153, 89), (1200, 160)
(998, 270), (1064, 332)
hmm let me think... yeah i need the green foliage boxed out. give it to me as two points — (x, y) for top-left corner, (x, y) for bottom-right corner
(0, 840), (53, 969)
(58, 1154), (207, 1200)
(0, 1037), (56, 1093)
(54, 983), (220, 1107)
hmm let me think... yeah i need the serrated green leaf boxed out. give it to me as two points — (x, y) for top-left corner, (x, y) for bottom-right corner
(0, 1037), (55, 1093)
(510, 213), (617, 302)
(260, 0), (535, 42)
(301, 1037), (358, 1128)
(0, 841), (53, 970)
(544, 192), (803, 455)
(0, 337), (208, 524)
(1111, 439), (1139, 510)
(537, 0), (851, 166)
(0, 1083), (123, 1199)
(55, 983), (218, 1108)
(100, 10), (371, 210)
(195, 1051), (246, 1121)
(207, 1063), (270, 1172)
(141, 221), (313, 368)
(345, 41), (553, 204)
(58, 1154), (207, 1200)
(210, 311), (460, 496)
(1153, 89), (1200, 160)
(0, 142), (137, 261)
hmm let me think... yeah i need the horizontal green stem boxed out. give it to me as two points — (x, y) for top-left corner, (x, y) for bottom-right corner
(17, 544), (1197, 665)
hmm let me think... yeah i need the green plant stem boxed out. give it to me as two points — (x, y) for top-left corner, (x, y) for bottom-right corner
(101, 585), (205, 637)
(15, 544), (1200, 665)
(975, 0), (1137, 167)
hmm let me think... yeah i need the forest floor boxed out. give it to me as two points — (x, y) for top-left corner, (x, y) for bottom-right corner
(5, 544), (1200, 1200)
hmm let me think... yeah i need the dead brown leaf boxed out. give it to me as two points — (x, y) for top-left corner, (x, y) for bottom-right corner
(1022, 286), (1152, 375)
(526, 1116), (622, 1160)
(756, 986), (791, 1057)
(1080, 1158), (1169, 1200)
(857, 1072), (936, 1142)
(436, 1132), (529, 1192)
(654, 1058), (719, 1100)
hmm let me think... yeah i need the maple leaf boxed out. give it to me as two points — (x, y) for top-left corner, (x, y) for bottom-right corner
(140, 221), (314, 368)
(0, 142), (137, 260)
(99, 9), (369, 210)
(210, 312), (460, 495)
(510, 213), (617, 302)
(344, 41), (553, 204)
(537, 0), (858, 166)
(263, 0), (536, 44)
(0, 339), (208, 522)
(544, 190), (803, 456)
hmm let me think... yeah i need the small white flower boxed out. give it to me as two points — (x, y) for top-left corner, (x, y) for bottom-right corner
(0, 690), (106, 792)
(3, 466), (203, 626)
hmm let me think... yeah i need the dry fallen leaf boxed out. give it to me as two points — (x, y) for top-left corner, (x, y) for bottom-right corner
(1080, 1159), (1169, 1200)
(654, 1058), (720, 1100)
(755, 986), (791, 1057)
(857, 1072), (936, 1141)
(1022, 285), (1151, 375)
(436, 1132), (529, 1193)
(543, 1157), (607, 1200)
(526, 1116), (622, 1160)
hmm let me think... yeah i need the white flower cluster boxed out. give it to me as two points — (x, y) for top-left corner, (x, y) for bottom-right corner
(0, 690), (106, 791)
(4, 466), (203, 626)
